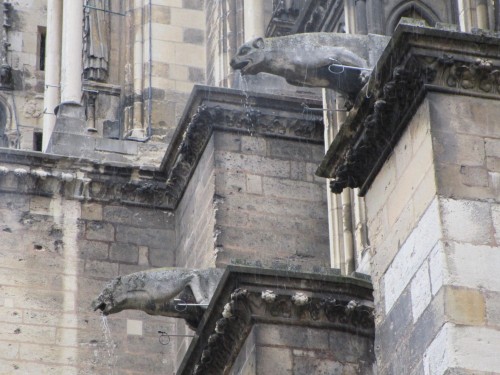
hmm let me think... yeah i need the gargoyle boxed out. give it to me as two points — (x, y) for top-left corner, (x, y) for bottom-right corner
(92, 268), (224, 329)
(230, 33), (387, 100)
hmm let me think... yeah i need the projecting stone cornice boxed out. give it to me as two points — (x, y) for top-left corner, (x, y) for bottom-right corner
(0, 86), (322, 209)
(176, 266), (374, 375)
(160, 85), (324, 204)
(316, 22), (500, 195)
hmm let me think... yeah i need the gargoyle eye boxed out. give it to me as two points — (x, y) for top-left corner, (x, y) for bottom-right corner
(239, 47), (250, 55)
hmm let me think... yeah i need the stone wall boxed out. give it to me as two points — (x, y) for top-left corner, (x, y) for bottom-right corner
(365, 92), (500, 374)
(230, 324), (374, 375)
(213, 130), (330, 269)
(0, 174), (178, 373)
(175, 135), (216, 269)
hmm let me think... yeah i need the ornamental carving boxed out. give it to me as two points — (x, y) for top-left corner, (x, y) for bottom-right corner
(191, 287), (374, 375)
(329, 56), (437, 194)
(318, 24), (500, 195)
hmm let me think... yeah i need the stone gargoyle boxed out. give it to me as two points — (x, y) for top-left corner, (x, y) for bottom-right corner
(92, 268), (224, 329)
(230, 33), (388, 101)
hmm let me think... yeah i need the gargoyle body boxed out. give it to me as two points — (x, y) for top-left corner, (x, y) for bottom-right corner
(230, 33), (386, 100)
(92, 268), (224, 329)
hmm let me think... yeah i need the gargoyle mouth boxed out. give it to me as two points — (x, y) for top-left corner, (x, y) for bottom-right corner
(230, 60), (250, 72)
(94, 301), (106, 312)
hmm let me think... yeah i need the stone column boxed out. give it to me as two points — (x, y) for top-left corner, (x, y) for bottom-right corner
(130, 0), (145, 139)
(355, 0), (368, 34)
(476, 0), (489, 29)
(243, 0), (265, 41)
(60, 0), (84, 104)
(42, 0), (62, 152)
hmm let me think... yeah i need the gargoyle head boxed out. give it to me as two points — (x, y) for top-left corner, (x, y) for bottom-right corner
(91, 276), (127, 315)
(230, 37), (266, 75)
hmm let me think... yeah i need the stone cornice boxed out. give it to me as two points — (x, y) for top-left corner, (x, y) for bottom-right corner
(316, 23), (500, 195)
(177, 266), (374, 375)
(160, 85), (324, 205)
(0, 86), (322, 209)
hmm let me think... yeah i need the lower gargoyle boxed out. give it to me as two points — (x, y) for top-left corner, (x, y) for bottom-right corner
(92, 268), (224, 329)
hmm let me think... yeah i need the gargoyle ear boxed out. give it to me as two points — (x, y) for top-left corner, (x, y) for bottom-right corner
(252, 37), (265, 49)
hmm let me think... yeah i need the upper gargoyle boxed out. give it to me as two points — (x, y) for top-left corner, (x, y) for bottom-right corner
(230, 33), (388, 100)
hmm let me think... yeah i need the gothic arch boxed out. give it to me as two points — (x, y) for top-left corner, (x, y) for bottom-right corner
(386, 1), (442, 34)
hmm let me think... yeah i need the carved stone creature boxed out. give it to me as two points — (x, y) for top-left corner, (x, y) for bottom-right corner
(92, 268), (224, 329)
(230, 33), (386, 100)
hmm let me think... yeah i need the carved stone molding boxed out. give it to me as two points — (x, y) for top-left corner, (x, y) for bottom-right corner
(177, 266), (374, 375)
(0, 86), (323, 210)
(316, 23), (500, 195)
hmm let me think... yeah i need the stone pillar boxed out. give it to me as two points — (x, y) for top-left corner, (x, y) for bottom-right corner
(61, 0), (84, 104)
(476, 0), (489, 29)
(317, 24), (500, 374)
(129, 0), (145, 139)
(42, 0), (62, 152)
(243, 0), (265, 41)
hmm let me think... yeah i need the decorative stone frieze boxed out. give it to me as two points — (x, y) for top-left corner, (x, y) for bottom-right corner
(177, 266), (374, 375)
(316, 23), (500, 195)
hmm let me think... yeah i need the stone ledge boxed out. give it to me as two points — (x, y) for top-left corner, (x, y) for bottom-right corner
(0, 86), (323, 209)
(160, 85), (324, 205)
(177, 266), (374, 375)
(316, 23), (500, 195)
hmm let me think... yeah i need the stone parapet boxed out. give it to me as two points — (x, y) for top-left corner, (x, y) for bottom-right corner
(317, 22), (500, 195)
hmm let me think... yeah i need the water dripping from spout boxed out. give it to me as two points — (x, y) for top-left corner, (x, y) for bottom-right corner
(98, 312), (117, 374)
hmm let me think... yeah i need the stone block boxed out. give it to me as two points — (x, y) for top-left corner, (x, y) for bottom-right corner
(188, 67), (205, 83)
(424, 324), (500, 374)
(246, 174), (262, 195)
(435, 163), (494, 201)
(83, 260), (119, 278)
(485, 138), (500, 158)
(149, 5), (171, 24)
(81, 203), (103, 221)
(446, 241), (500, 292)
(215, 151), (290, 178)
(384, 198), (440, 313)
(110, 243), (139, 264)
(432, 131), (485, 167)
(184, 28), (204, 44)
(411, 260), (432, 322)
(268, 138), (313, 161)
(241, 135), (266, 156)
(115, 225), (175, 249)
(492, 204), (500, 244)
(174, 44), (206, 68)
(85, 221), (115, 242)
(103, 205), (174, 229)
(292, 354), (347, 375)
(459, 166), (489, 187)
(256, 347), (292, 375)
(365, 153), (396, 219)
(78, 240), (109, 260)
(262, 176), (325, 202)
(170, 8), (205, 29)
(387, 135), (434, 226)
(255, 324), (328, 350)
(444, 287), (485, 325)
(149, 247), (175, 267)
(440, 198), (494, 245)
(486, 156), (500, 173)
(183, 0), (204, 10)
(214, 132), (241, 152)
(29, 196), (52, 215)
